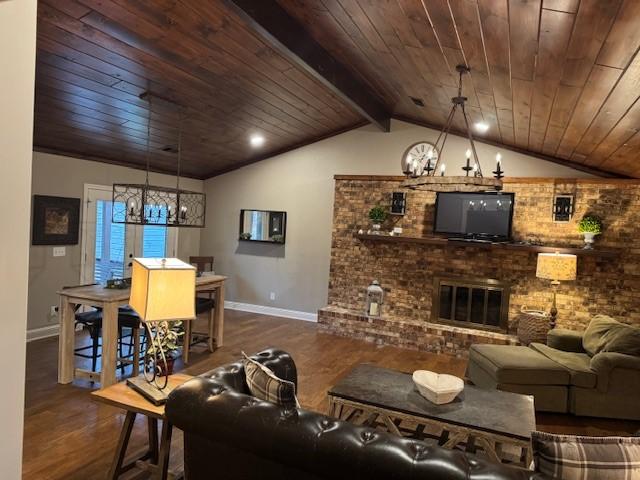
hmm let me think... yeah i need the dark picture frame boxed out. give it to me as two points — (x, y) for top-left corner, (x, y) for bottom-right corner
(391, 192), (407, 215)
(553, 194), (574, 223)
(32, 195), (81, 245)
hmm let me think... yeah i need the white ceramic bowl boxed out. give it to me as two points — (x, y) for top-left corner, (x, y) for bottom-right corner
(412, 370), (464, 405)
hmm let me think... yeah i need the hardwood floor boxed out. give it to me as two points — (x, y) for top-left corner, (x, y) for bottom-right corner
(23, 310), (639, 479)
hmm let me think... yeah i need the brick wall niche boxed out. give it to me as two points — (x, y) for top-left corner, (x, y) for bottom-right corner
(318, 176), (640, 357)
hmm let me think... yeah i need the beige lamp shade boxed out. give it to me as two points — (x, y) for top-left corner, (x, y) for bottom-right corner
(129, 257), (196, 322)
(536, 253), (577, 281)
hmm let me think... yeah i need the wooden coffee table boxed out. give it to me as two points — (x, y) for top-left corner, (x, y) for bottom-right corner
(91, 373), (193, 479)
(328, 364), (535, 467)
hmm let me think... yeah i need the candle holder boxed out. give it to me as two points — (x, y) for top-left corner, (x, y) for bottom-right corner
(424, 161), (435, 176)
(461, 157), (473, 176)
(493, 163), (504, 180)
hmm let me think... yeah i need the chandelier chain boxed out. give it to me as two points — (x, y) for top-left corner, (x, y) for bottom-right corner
(145, 92), (152, 188)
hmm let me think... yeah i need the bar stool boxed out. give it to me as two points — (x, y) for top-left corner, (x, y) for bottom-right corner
(66, 284), (145, 377)
(183, 256), (216, 363)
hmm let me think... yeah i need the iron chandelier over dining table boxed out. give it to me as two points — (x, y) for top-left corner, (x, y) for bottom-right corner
(112, 92), (206, 228)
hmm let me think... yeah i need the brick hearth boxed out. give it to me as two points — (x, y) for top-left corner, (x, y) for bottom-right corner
(318, 306), (518, 358)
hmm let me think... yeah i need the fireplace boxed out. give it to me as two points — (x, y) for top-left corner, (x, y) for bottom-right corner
(431, 276), (510, 332)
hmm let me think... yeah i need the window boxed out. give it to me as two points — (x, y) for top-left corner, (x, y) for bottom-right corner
(94, 200), (125, 283)
(142, 205), (168, 257)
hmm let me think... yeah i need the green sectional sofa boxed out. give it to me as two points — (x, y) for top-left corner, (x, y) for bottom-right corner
(467, 315), (640, 420)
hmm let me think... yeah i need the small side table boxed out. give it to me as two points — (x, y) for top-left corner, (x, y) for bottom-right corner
(91, 373), (193, 480)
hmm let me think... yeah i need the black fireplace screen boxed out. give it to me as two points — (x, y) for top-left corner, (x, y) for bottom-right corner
(432, 276), (510, 332)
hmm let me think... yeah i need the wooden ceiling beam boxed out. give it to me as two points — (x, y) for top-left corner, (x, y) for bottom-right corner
(223, 0), (391, 132)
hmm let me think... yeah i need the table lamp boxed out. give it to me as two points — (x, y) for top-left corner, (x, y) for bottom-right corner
(127, 257), (196, 404)
(536, 253), (577, 329)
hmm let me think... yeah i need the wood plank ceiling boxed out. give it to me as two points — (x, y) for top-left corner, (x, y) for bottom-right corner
(33, 0), (640, 179)
(275, 0), (640, 178)
(33, 0), (364, 179)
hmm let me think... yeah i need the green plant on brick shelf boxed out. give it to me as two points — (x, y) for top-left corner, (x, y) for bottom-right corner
(368, 205), (388, 224)
(368, 205), (388, 234)
(578, 215), (602, 234)
(578, 214), (602, 250)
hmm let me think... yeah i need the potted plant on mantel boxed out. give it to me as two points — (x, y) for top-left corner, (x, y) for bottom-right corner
(145, 321), (184, 376)
(578, 214), (602, 249)
(368, 205), (388, 234)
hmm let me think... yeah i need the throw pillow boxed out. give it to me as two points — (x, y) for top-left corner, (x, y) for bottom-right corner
(602, 323), (640, 357)
(532, 431), (640, 480)
(243, 352), (299, 410)
(583, 315), (621, 356)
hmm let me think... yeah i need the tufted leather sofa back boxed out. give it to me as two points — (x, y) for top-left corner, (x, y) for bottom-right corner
(166, 348), (547, 480)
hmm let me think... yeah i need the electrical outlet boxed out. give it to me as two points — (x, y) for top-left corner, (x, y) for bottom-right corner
(50, 305), (58, 317)
(269, 292), (276, 301)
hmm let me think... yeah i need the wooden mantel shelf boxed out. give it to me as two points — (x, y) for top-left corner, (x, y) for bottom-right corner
(355, 233), (619, 257)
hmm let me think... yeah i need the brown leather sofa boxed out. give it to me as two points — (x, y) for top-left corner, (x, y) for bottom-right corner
(166, 349), (546, 480)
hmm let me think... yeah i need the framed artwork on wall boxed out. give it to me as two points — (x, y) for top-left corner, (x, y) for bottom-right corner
(32, 195), (81, 245)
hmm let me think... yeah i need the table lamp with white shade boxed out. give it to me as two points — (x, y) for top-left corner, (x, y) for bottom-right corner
(127, 257), (196, 404)
(536, 253), (577, 329)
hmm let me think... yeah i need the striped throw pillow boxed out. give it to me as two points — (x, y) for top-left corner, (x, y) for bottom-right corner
(532, 431), (640, 480)
(243, 352), (299, 410)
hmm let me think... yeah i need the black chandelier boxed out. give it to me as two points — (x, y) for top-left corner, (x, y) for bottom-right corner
(112, 93), (206, 228)
(402, 65), (503, 191)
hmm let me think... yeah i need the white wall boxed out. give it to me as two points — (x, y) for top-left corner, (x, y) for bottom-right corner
(28, 152), (204, 332)
(200, 119), (592, 316)
(0, 0), (37, 477)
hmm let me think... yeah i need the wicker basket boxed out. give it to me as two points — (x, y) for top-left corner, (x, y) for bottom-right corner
(516, 307), (551, 346)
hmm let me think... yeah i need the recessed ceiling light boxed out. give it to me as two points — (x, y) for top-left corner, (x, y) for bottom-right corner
(474, 121), (489, 133)
(249, 134), (265, 147)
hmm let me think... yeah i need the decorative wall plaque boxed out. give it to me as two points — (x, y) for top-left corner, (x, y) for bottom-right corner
(553, 194), (574, 222)
(391, 192), (406, 215)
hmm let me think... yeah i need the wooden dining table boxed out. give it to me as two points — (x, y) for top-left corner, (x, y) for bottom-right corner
(57, 275), (227, 388)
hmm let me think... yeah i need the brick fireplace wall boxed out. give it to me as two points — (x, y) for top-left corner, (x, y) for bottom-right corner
(318, 176), (640, 355)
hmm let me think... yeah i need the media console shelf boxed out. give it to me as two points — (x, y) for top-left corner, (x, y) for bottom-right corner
(355, 234), (619, 258)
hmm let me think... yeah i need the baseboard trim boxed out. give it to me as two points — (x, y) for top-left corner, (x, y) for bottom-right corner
(26, 302), (317, 342)
(27, 324), (60, 342)
(224, 301), (317, 322)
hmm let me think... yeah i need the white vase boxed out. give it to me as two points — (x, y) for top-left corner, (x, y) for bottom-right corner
(583, 232), (596, 249)
(371, 223), (381, 234)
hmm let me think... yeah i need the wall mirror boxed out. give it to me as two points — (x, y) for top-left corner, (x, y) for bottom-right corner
(239, 209), (287, 244)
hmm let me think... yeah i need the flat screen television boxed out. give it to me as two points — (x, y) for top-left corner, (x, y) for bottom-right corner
(433, 191), (515, 240)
